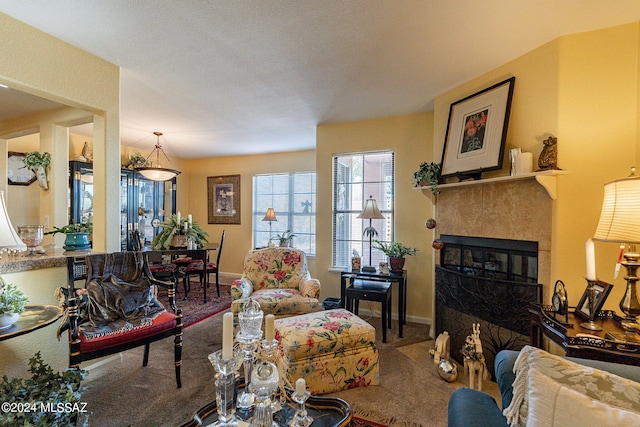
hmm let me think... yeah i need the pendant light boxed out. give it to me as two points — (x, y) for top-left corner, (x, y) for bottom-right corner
(135, 131), (181, 181)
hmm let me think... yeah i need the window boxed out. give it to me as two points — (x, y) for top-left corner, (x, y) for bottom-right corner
(253, 172), (316, 255)
(333, 151), (394, 269)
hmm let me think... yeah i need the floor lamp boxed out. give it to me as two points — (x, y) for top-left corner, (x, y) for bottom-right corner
(262, 208), (277, 247)
(357, 195), (385, 272)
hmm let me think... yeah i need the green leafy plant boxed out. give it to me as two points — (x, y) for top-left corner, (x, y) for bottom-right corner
(372, 240), (418, 258)
(22, 151), (51, 169)
(412, 161), (441, 195)
(152, 214), (209, 250)
(123, 151), (149, 169)
(44, 222), (92, 236)
(0, 277), (28, 315)
(0, 352), (88, 427)
(272, 230), (296, 247)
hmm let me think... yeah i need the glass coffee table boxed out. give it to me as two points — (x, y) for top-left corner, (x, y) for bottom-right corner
(180, 387), (352, 427)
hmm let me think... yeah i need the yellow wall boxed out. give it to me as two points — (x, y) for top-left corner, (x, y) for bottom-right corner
(316, 113), (435, 323)
(434, 22), (640, 312)
(0, 12), (120, 252)
(186, 150), (317, 277)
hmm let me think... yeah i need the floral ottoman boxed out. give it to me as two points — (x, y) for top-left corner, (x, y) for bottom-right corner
(274, 308), (380, 395)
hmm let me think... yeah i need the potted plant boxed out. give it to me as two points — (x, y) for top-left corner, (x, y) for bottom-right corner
(0, 351), (88, 426)
(412, 161), (441, 195)
(372, 240), (418, 272)
(0, 277), (28, 330)
(272, 230), (296, 247)
(44, 222), (93, 251)
(22, 151), (51, 189)
(152, 214), (209, 250)
(123, 151), (149, 170)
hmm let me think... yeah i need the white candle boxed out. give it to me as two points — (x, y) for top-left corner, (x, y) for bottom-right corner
(296, 378), (306, 395)
(177, 211), (181, 223)
(184, 222), (188, 232)
(188, 214), (193, 225)
(222, 312), (234, 360)
(586, 238), (596, 281)
(265, 314), (275, 341)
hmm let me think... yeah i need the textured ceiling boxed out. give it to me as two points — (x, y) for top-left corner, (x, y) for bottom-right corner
(2, 1), (640, 159)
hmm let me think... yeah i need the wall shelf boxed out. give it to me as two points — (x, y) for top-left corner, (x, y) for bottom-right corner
(414, 170), (568, 200)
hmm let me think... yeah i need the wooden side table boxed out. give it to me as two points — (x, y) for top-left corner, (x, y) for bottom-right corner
(0, 305), (63, 341)
(529, 303), (640, 366)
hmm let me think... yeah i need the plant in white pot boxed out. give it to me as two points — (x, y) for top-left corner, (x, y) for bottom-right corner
(22, 151), (51, 190)
(272, 230), (296, 247)
(372, 240), (418, 273)
(0, 277), (28, 330)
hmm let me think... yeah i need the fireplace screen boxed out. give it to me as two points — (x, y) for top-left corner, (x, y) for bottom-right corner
(435, 252), (542, 378)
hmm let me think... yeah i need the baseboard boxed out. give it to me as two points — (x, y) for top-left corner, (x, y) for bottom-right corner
(354, 303), (431, 325)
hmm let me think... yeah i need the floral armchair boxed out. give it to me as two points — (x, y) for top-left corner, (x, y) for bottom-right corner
(231, 247), (321, 318)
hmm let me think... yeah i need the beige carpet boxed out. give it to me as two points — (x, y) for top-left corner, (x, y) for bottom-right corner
(80, 310), (498, 426)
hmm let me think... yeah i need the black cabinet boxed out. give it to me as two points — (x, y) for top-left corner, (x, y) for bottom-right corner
(69, 161), (176, 250)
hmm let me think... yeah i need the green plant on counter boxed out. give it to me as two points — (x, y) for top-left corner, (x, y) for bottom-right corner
(44, 222), (92, 236)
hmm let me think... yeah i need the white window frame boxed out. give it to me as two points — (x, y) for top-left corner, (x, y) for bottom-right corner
(253, 172), (316, 255)
(332, 151), (394, 269)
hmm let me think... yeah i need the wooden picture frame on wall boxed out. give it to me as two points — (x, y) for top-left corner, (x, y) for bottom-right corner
(207, 174), (240, 224)
(440, 77), (515, 180)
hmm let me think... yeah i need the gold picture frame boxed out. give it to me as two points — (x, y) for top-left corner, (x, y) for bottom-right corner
(207, 174), (240, 224)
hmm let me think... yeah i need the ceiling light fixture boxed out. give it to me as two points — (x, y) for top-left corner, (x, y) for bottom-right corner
(135, 131), (181, 181)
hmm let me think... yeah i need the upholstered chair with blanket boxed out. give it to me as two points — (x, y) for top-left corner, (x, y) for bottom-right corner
(230, 247), (321, 318)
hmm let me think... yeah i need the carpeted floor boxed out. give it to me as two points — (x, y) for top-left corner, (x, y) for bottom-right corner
(156, 283), (233, 327)
(80, 310), (458, 426)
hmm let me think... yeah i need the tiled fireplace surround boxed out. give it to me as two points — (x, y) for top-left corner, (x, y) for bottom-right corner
(435, 178), (552, 292)
(433, 177), (552, 375)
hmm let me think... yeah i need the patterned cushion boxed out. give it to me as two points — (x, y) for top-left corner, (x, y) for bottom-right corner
(231, 289), (321, 317)
(503, 345), (640, 427)
(275, 309), (380, 394)
(149, 263), (177, 273)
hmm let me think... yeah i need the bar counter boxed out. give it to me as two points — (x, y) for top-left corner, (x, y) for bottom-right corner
(0, 247), (94, 274)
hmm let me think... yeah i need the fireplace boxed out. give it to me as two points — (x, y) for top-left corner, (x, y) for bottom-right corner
(435, 235), (542, 378)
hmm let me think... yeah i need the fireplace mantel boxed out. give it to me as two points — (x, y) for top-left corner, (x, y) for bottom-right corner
(414, 169), (568, 199)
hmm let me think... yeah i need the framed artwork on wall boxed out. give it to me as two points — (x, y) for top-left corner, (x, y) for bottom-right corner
(440, 77), (515, 180)
(574, 280), (613, 321)
(207, 174), (240, 224)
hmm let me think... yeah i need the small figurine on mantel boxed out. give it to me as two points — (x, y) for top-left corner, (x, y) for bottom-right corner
(537, 135), (560, 171)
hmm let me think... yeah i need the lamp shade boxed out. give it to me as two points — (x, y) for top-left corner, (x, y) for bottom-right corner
(357, 197), (385, 219)
(0, 190), (26, 249)
(593, 175), (640, 243)
(262, 208), (277, 222)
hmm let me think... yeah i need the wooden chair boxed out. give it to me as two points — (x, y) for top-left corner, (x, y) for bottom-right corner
(61, 251), (183, 387)
(132, 230), (179, 290)
(183, 230), (226, 301)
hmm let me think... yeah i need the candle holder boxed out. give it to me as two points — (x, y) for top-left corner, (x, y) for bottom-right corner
(249, 361), (279, 427)
(580, 280), (603, 331)
(236, 299), (264, 410)
(289, 389), (313, 427)
(208, 348), (244, 426)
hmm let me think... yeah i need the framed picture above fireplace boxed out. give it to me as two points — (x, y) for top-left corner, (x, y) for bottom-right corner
(440, 77), (515, 180)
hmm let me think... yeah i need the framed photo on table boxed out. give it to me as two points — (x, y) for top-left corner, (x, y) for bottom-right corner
(207, 174), (240, 224)
(574, 280), (613, 321)
(440, 77), (515, 179)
